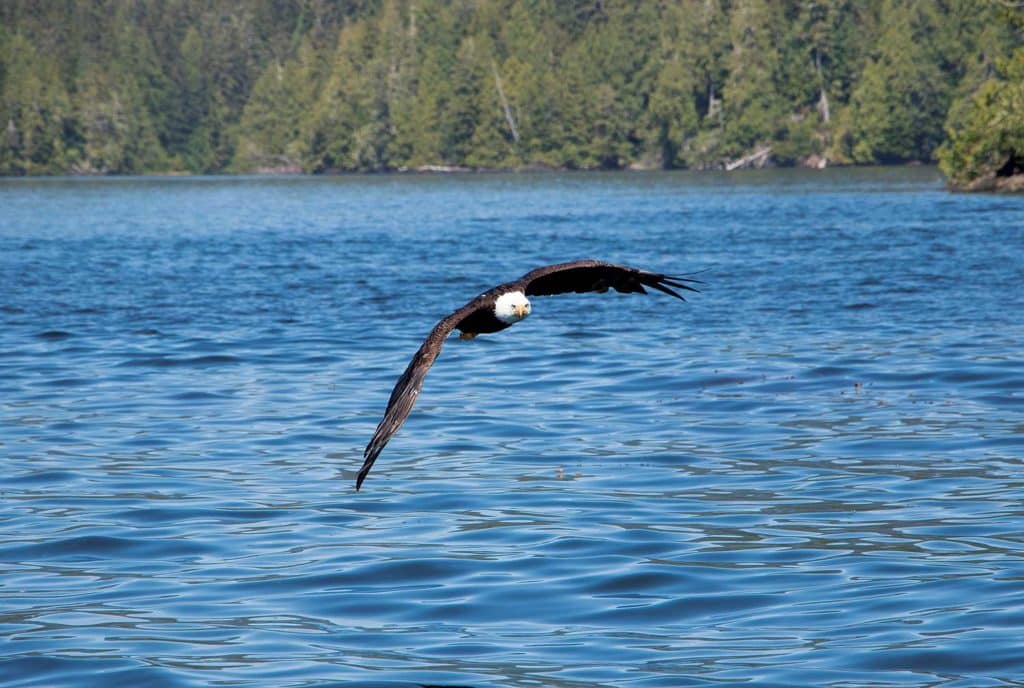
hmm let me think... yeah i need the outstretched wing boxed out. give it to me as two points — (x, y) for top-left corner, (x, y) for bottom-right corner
(358, 260), (701, 490)
(518, 260), (700, 300)
(358, 304), (479, 490)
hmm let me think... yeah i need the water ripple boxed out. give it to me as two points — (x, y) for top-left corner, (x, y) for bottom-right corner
(2, 169), (1024, 687)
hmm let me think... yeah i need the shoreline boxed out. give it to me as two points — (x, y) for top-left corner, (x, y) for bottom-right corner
(1, 159), (938, 178)
(2, 161), (1019, 192)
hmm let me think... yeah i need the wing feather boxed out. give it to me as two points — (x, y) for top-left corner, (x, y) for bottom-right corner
(519, 260), (701, 300)
(357, 306), (475, 490)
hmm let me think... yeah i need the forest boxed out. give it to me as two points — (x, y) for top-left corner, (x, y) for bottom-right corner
(1, 0), (1021, 185)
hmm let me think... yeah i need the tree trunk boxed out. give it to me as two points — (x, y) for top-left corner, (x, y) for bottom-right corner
(815, 48), (830, 123)
(492, 61), (520, 144)
(726, 146), (772, 171)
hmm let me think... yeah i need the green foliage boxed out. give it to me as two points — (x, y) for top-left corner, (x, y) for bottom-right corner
(844, 1), (953, 163)
(937, 3), (1024, 189)
(939, 47), (1024, 188)
(647, 56), (700, 168)
(73, 65), (167, 174)
(1, 33), (75, 175)
(0, 0), (1017, 175)
(234, 39), (320, 172)
(721, 0), (787, 157)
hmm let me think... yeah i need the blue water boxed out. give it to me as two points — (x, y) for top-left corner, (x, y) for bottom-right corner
(2, 168), (1023, 688)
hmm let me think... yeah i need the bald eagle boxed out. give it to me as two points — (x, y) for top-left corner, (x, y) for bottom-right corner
(357, 259), (700, 489)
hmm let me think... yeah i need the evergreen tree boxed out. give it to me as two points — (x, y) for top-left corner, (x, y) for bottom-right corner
(379, 0), (425, 168)
(845, 1), (949, 163)
(234, 39), (319, 172)
(563, 7), (650, 169)
(670, 0), (731, 167)
(441, 35), (486, 166)
(403, 44), (450, 167)
(498, 1), (563, 167)
(399, 1), (464, 167)
(457, 37), (521, 168)
(306, 21), (375, 171)
(645, 1), (711, 167)
(646, 56), (700, 168)
(721, 0), (787, 159)
(0, 0), (1017, 176)
(939, 5), (1024, 189)
(0, 33), (75, 174)
(549, 47), (597, 169)
(73, 64), (166, 174)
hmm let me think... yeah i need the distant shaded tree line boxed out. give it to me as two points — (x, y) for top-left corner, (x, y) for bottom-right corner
(0, 0), (1020, 178)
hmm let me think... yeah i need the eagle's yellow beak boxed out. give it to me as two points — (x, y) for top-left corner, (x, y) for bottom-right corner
(514, 304), (529, 318)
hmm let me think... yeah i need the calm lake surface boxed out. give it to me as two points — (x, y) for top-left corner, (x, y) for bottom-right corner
(2, 168), (1023, 688)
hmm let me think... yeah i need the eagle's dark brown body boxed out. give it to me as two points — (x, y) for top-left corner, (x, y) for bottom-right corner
(453, 290), (515, 335)
(356, 260), (700, 489)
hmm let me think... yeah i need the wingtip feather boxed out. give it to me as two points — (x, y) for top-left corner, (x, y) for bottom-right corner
(357, 437), (385, 490)
(665, 270), (707, 287)
(663, 278), (701, 294)
(650, 281), (687, 301)
(355, 454), (375, 490)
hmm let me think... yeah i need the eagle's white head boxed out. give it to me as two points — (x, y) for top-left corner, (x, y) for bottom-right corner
(494, 291), (532, 324)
